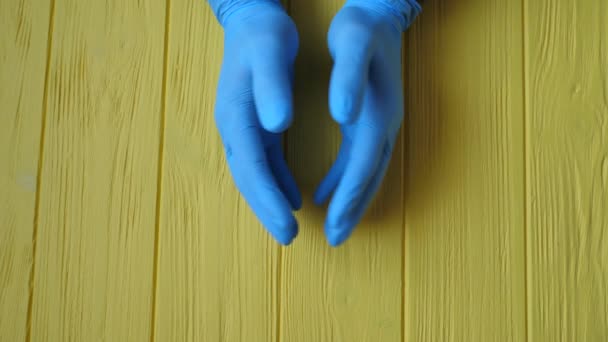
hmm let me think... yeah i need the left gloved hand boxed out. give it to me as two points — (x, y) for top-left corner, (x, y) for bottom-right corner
(314, 0), (420, 246)
(210, 0), (301, 245)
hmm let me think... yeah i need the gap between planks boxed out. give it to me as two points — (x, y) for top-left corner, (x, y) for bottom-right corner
(150, 0), (173, 341)
(521, 0), (530, 341)
(25, 0), (56, 340)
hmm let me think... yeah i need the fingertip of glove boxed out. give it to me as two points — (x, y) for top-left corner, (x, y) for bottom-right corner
(275, 233), (296, 246)
(259, 104), (294, 133)
(313, 186), (331, 206)
(325, 208), (358, 246)
(269, 214), (298, 245)
(287, 195), (302, 212)
(329, 94), (358, 125)
(292, 196), (303, 211)
(312, 196), (324, 207)
(272, 230), (296, 246)
(325, 227), (353, 247)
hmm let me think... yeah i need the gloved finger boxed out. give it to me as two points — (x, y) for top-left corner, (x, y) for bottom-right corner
(250, 44), (295, 133)
(268, 144), (302, 210)
(345, 139), (394, 229)
(227, 141), (298, 244)
(222, 114), (298, 245)
(325, 125), (386, 246)
(313, 142), (350, 205)
(328, 18), (374, 124)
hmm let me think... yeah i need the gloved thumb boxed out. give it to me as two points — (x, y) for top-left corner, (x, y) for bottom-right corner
(250, 37), (297, 133)
(328, 13), (375, 125)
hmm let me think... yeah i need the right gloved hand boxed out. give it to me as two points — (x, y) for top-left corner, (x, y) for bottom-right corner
(315, 0), (420, 246)
(210, 0), (301, 245)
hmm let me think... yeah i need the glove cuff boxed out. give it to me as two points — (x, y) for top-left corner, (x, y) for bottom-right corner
(344, 0), (421, 32)
(209, 0), (283, 27)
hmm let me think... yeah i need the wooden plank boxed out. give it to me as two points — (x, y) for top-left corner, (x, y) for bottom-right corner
(526, 1), (608, 340)
(153, 2), (279, 341)
(282, 1), (404, 340)
(29, 0), (166, 340)
(403, 1), (526, 340)
(0, 0), (51, 340)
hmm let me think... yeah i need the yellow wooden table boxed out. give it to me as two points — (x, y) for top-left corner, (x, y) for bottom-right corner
(1, 0), (607, 341)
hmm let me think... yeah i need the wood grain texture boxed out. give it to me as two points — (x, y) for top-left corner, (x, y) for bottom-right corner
(153, 2), (279, 341)
(29, 0), (166, 340)
(403, 1), (526, 340)
(526, 1), (608, 340)
(2, 0), (606, 341)
(282, 1), (404, 341)
(0, 0), (51, 340)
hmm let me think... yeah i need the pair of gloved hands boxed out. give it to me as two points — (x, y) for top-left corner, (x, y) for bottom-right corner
(210, 0), (420, 246)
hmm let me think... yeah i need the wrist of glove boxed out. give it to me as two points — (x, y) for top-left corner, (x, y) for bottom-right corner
(209, 0), (420, 31)
(343, 0), (421, 32)
(209, 0), (283, 27)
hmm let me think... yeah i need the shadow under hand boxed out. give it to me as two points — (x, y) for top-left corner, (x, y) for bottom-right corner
(286, 47), (335, 236)
(402, 0), (506, 241)
(287, 43), (405, 237)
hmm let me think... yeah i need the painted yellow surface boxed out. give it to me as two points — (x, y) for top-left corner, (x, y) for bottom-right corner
(0, 0), (51, 341)
(0, 0), (606, 342)
(28, 0), (165, 340)
(526, 1), (608, 341)
(404, 1), (527, 341)
(154, 2), (279, 341)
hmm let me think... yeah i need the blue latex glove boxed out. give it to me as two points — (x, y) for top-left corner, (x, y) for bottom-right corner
(314, 0), (421, 246)
(210, 0), (301, 245)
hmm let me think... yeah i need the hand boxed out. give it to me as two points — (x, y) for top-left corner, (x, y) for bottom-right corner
(213, 1), (301, 245)
(315, 0), (420, 246)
